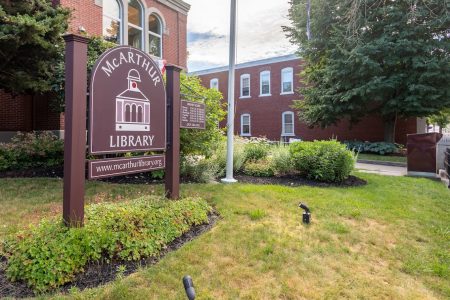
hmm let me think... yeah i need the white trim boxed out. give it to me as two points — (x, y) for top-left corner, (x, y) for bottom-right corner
(280, 92), (294, 95)
(281, 67), (294, 94)
(282, 111), (295, 136)
(148, 13), (163, 58)
(190, 54), (299, 76)
(240, 73), (250, 98)
(259, 70), (271, 96)
(210, 78), (219, 90)
(127, 0), (145, 51)
(240, 114), (251, 136)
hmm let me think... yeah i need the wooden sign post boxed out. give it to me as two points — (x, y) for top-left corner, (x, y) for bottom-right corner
(62, 34), (89, 227)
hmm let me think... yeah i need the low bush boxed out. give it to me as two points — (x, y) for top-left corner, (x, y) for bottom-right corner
(2, 197), (212, 292)
(343, 140), (402, 155)
(212, 137), (247, 176)
(0, 131), (64, 171)
(290, 140), (356, 182)
(243, 138), (270, 162)
(181, 155), (220, 183)
(269, 144), (295, 175)
(243, 160), (274, 177)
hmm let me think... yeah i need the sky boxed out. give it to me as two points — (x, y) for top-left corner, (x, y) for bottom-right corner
(185, 0), (297, 72)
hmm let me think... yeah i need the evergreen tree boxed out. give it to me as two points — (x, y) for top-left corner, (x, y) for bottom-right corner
(284, 0), (450, 142)
(0, 0), (69, 94)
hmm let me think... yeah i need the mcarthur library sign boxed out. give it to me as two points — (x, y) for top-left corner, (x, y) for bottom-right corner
(89, 46), (166, 154)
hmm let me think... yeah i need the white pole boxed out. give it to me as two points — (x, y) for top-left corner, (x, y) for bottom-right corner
(221, 0), (238, 184)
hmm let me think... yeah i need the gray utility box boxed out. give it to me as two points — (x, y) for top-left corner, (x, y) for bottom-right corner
(437, 134), (450, 172)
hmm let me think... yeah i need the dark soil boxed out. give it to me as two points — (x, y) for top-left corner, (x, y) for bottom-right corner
(235, 174), (367, 187)
(0, 213), (220, 299)
(0, 166), (64, 178)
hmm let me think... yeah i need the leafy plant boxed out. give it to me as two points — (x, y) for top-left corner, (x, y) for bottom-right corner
(289, 140), (356, 182)
(2, 196), (212, 292)
(0, 131), (64, 171)
(181, 155), (220, 183)
(243, 138), (270, 162)
(343, 141), (402, 155)
(269, 144), (295, 175)
(243, 160), (274, 177)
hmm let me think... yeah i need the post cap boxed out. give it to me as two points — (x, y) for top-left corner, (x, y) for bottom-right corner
(63, 33), (90, 44)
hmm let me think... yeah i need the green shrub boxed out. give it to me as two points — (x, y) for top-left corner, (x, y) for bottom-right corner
(212, 137), (247, 176)
(243, 138), (270, 162)
(269, 144), (294, 175)
(243, 160), (274, 177)
(0, 131), (64, 171)
(2, 197), (212, 292)
(343, 140), (402, 155)
(290, 140), (356, 182)
(181, 155), (220, 183)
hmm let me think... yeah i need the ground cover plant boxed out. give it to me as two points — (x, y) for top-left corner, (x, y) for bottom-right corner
(344, 140), (403, 155)
(1, 196), (211, 293)
(0, 174), (448, 299)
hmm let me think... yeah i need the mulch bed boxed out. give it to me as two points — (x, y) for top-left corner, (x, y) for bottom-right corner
(0, 166), (64, 178)
(235, 174), (367, 187)
(0, 212), (220, 299)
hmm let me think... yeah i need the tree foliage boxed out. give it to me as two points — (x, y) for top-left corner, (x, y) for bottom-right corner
(0, 0), (69, 94)
(428, 108), (450, 133)
(284, 0), (450, 141)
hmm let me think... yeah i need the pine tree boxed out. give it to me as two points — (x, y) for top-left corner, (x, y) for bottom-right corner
(284, 0), (450, 142)
(0, 0), (69, 94)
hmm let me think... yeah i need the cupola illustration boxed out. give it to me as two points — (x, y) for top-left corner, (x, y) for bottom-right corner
(115, 69), (150, 131)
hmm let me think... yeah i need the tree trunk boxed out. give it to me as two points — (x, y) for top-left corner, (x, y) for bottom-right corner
(384, 116), (396, 143)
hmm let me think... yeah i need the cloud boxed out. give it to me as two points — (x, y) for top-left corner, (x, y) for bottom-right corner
(185, 0), (297, 72)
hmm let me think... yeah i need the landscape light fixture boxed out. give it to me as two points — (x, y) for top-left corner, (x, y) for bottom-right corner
(183, 275), (196, 300)
(299, 203), (311, 224)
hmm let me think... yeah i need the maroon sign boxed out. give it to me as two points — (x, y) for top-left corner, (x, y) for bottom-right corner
(89, 46), (166, 154)
(88, 155), (165, 179)
(180, 100), (206, 129)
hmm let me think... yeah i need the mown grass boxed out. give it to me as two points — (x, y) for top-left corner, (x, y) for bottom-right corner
(0, 173), (449, 299)
(357, 153), (407, 164)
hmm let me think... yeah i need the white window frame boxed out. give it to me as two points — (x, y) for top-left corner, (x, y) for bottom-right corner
(240, 74), (251, 98)
(102, 0), (123, 44)
(281, 67), (294, 95)
(210, 78), (219, 90)
(259, 70), (271, 97)
(127, 0), (144, 50)
(282, 111), (295, 136)
(148, 13), (163, 58)
(241, 114), (251, 136)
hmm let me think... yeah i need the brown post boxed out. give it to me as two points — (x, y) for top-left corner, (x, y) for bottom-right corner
(165, 65), (182, 199)
(63, 34), (90, 227)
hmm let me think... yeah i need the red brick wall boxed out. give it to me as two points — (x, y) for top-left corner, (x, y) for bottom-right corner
(32, 94), (63, 131)
(57, 0), (102, 36)
(0, 90), (33, 131)
(197, 58), (417, 145)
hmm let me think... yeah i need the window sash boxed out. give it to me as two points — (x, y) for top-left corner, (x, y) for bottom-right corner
(241, 115), (250, 135)
(241, 76), (250, 97)
(283, 113), (294, 135)
(260, 72), (270, 95)
(282, 69), (293, 93)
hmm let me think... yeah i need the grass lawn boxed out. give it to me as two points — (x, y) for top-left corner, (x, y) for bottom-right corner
(0, 173), (449, 299)
(357, 153), (407, 164)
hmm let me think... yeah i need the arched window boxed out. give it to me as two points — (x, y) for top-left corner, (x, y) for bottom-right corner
(131, 104), (137, 122)
(210, 78), (219, 90)
(148, 14), (163, 58)
(241, 114), (251, 136)
(125, 104), (131, 122)
(102, 0), (122, 44)
(281, 67), (293, 94)
(137, 106), (143, 122)
(260, 70), (271, 96)
(240, 74), (250, 98)
(128, 0), (144, 50)
(282, 111), (295, 136)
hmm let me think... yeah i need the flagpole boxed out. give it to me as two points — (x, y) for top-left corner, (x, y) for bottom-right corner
(221, 0), (238, 184)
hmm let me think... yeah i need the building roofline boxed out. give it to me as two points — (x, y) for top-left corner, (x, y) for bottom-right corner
(189, 54), (300, 76)
(157, 0), (190, 15)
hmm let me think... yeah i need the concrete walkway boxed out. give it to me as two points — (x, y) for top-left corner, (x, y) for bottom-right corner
(356, 162), (407, 176)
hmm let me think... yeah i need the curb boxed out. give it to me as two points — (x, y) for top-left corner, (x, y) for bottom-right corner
(357, 160), (407, 167)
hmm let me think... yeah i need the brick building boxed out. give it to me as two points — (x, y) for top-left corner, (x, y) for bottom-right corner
(192, 54), (425, 145)
(0, 0), (189, 141)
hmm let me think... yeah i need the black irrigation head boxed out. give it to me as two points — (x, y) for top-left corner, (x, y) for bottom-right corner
(299, 202), (311, 224)
(183, 275), (196, 300)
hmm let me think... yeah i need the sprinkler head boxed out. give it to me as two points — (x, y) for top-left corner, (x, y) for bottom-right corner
(299, 202), (311, 224)
(183, 275), (196, 300)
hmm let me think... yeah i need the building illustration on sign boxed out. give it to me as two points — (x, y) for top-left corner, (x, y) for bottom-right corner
(115, 69), (150, 131)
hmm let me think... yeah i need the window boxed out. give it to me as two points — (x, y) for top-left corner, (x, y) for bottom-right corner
(128, 0), (143, 50)
(210, 78), (219, 90)
(260, 71), (271, 96)
(282, 111), (295, 136)
(102, 0), (122, 44)
(148, 14), (162, 58)
(241, 114), (251, 136)
(281, 67), (293, 94)
(240, 74), (250, 98)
